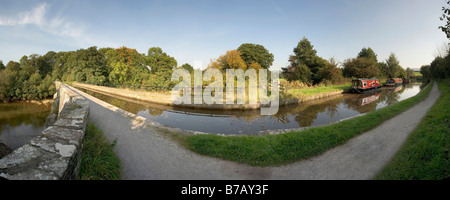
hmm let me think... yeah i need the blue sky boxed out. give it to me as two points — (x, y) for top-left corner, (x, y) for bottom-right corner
(0, 0), (448, 70)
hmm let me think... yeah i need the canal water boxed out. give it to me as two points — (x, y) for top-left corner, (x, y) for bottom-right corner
(0, 102), (51, 150)
(75, 83), (424, 135)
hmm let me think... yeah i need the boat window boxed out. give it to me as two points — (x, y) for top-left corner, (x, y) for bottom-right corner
(363, 82), (367, 87)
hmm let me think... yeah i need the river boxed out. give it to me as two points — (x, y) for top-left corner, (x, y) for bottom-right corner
(0, 102), (51, 150)
(75, 83), (425, 135)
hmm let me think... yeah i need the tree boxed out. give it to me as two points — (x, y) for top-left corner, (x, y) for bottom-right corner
(420, 65), (431, 80)
(405, 67), (415, 79)
(430, 56), (446, 79)
(180, 63), (194, 73)
(282, 37), (328, 84)
(292, 37), (318, 68)
(439, 0), (450, 39)
(237, 43), (274, 69)
(385, 53), (401, 78)
(292, 63), (312, 84)
(342, 57), (379, 78)
(397, 66), (407, 79)
(207, 50), (247, 70)
(146, 47), (177, 87)
(357, 47), (378, 63)
(318, 58), (346, 84)
(5, 61), (20, 72)
(0, 61), (5, 71)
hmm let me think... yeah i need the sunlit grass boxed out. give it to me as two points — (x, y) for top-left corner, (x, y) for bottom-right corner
(375, 80), (449, 180)
(78, 122), (121, 180)
(286, 83), (351, 97)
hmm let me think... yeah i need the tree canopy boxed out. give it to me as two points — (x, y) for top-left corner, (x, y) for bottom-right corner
(342, 57), (379, 78)
(237, 43), (274, 69)
(357, 47), (378, 63)
(282, 37), (328, 84)
(208, 50), (247, 70)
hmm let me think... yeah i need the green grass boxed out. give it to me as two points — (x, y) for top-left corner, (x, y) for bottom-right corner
(286, 83), (351, 97)
(78, 122), (121, 180)
(413, 71), (423, 77)
(176, 82), (434, 167)
(375, 80), (449, 180)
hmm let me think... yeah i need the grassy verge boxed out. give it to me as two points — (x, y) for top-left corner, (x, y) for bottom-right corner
(78, 122), (121, 180)
(178, 82), (434, 167)
(375, 80), (449, 180)
(286, 83), (351, 97)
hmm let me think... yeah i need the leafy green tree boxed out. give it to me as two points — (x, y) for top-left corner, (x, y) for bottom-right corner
(420, 65), (431, 80)
(5, 61), (20, 72)
(104, 46), (151, 85)
(318, 58), (346, 84)
(293, 63), (312, 84)
(430, 56), (446, 79)
(357, 47), (378, 63)
(397, 66), (407, 79)
(180, 63), (194, 73)
(342, 57), (379, 78)
(147, 47), (177, 87)
(292, 37), (318, 68)
(384, 53), (401, 78)
(237, 43), (274, 69)
(282, 37), (328, 84)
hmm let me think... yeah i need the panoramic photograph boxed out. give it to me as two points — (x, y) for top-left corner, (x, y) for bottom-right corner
(0, 0), (448, 191)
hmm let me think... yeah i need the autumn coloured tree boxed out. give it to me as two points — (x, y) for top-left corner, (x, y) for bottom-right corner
(208, 50), (247, 70)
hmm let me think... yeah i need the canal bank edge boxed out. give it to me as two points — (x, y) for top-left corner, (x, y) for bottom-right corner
(0, 82), (89, 180)
(71, 82), (347, 110)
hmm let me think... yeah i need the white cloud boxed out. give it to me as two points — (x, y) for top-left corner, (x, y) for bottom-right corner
(0, 3), (48, 26)
(0, 2), (84, 38)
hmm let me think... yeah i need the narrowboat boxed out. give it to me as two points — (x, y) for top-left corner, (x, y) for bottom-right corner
(385, 78), (403, 87)
(350, 78), (382, 93)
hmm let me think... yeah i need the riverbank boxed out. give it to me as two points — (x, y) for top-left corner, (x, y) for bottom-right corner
(375, 79), (449, 180)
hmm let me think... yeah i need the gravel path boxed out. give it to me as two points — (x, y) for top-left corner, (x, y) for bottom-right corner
(68, 82), (440, 180)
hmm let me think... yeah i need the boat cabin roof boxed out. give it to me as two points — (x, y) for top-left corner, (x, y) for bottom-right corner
(352, 78), (379, 81)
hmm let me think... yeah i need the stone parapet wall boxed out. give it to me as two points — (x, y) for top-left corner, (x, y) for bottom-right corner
(0, 82), (89, 180)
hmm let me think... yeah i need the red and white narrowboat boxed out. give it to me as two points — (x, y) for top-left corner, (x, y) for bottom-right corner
(350, 78), (382, 93)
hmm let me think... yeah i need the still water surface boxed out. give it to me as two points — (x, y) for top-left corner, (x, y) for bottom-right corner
(0, 102), (51, 150)
(75, 83), (424, 135)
